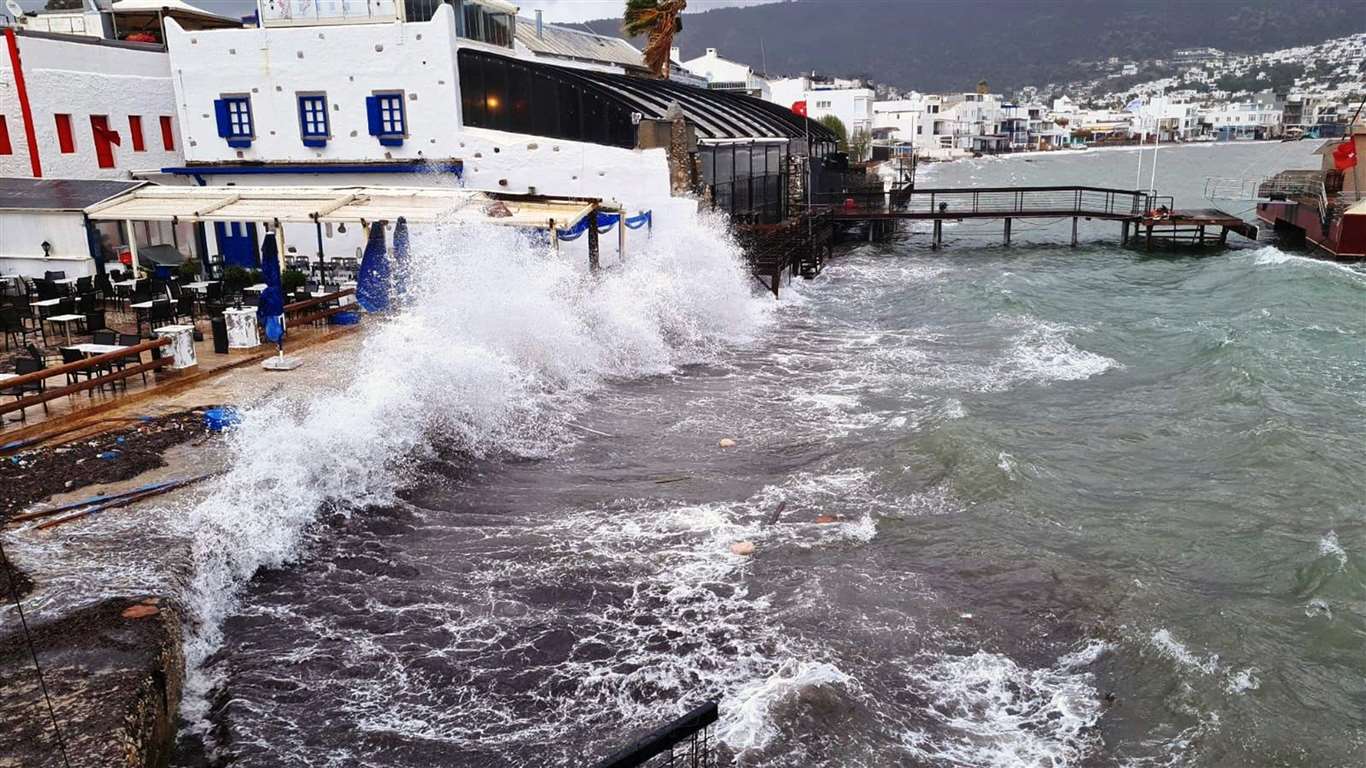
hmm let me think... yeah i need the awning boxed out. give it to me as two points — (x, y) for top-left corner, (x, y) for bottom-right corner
(85, 185), (610, 230)
(110, 0), (241, 28)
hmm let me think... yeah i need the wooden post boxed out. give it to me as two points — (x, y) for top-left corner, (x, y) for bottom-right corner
(1219, 227), (1228, 245)
(1198, 225), (1206, 246)
(1070, 217), (1078, 247)
(587, 208), (600, 272)
(1145, 223), (1154, 251)
(1121, 220), (1129, 245)
(1004, 217), (1012, 247)
(932, 219), (942, 249)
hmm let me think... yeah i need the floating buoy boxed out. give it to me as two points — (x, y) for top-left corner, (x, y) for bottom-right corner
(718, 438), (737, 448)
(729, 541), (755, 556)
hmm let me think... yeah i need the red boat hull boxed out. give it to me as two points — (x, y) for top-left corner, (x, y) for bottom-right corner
(1256, 200), (1366, 259)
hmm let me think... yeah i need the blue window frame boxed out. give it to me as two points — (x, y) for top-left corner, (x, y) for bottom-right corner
(297, 93), (329, 147)
(213, 95), (254, 148)
(365, 91), (406, 147)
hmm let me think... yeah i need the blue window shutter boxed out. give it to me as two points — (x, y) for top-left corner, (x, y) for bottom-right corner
(366, 96), (382, 136)
(214, 99), (231, 138)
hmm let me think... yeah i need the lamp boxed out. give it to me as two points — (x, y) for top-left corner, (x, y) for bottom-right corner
(337, 222), (347, 234)
(41, 241), (51, 258)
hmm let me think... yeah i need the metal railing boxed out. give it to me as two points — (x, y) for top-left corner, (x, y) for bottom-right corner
(826, 185), (1151, 218)
(285, 288), (356, 326)
(594, 702), (720, 768)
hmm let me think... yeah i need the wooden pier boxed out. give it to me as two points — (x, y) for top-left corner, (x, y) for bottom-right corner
(822, 185), (1257, 250)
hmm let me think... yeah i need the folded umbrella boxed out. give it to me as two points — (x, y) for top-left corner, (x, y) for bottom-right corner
(356, 222), (390, 313)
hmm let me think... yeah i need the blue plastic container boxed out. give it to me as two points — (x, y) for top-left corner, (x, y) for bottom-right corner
(204, 407), (242, 433)
(329, 311), (360, 326)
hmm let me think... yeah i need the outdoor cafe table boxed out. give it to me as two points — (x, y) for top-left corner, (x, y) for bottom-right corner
(130, 300), (156, 336)
(183, 281), (214, 292)
(30, 297), (62, 313)
(69, 343), (127, 356)
(47, 313), (86, 345)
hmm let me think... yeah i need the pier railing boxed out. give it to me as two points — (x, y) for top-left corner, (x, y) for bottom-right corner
(824, 185), (1152, 219)
(593, 701), (720, 768)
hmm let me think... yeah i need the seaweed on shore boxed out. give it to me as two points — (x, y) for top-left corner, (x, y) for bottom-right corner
(0, 411), (208, 598)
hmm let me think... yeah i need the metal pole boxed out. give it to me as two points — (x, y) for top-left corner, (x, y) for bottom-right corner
(587, 208), (600, 272)
(1071, 217), (1079, 247)
(125, 219), (141, 280)
(617, 211), (626, 262)
(1004, 217), (1011, 246)
(314, 217), (326, 284)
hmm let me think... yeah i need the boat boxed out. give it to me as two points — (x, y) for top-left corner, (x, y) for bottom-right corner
(1255, 126), (1365, 259)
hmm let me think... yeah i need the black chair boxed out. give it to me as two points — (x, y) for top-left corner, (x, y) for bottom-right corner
(117, 333), (149, 386)
(84, 309), (107, 335)
(44, 270), (66, 281)
(1, 307), (43, 350)
(1, 357), (49, 420)
(92, 329), (118, 345)
(76, 276), (93, 294)
(175, 294), (196, 324)
(59, 347), (98, 397)
(34, 279), (59, 300)
(95, 274), (115, 310)
(149, 300), (175, 334)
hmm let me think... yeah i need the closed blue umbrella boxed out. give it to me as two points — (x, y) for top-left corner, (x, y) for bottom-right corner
(257, 232), (286, 344)
(356, 222), (389, 312)
(392, 216), (410, 306)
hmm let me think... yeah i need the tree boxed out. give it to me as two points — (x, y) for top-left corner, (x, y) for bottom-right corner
(623, 0), (688, 80)
(818, 115), (849, 152)
(849, 128), (872, 162)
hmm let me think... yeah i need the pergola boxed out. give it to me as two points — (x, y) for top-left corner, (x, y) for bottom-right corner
(84, 185), (615, 275)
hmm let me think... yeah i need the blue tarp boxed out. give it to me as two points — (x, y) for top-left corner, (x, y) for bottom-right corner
(356, 222), (390, 312)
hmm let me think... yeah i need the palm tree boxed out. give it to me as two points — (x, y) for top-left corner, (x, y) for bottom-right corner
(623, 0), (688, 79)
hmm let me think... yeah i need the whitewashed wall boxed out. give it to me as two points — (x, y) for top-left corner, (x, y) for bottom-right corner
(0, 32), (182, 179)
(0, 210), (96, 277)
(166, 8), (463, 166)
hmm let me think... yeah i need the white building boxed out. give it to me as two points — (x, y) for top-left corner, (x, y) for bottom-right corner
(872, 97), (923, 144)
(0, 28), (184, 180)
(1199, 92), (1283, 140)
(1132, 96), (1200, 142)
(678, 47), (769, 98)
(0, 178), (145, 278)
(158, 0), (834, 266)
(766, 75), (874, 150)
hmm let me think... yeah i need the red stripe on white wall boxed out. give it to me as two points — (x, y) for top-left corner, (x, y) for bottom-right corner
(4, 28), (42, 177)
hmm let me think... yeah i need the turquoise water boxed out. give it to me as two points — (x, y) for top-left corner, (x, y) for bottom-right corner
(185, 142), (1366, 767)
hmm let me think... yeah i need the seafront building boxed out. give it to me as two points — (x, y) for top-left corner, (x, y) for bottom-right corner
(0, 0), (840, 281)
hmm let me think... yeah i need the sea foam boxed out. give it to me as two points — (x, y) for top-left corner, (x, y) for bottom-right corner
(173, 209), (770, 740)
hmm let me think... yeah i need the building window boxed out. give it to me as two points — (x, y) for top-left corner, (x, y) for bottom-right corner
(128, 115), (145, 151)
(297, 93), (330, 147)
(90, 115), (117, 168)
(0, 116), (10, 155)
(55, 113), (75, 153)
(213, 95), (254, 148)
(366, 91), (406, 146)
(160, 115), (175, 151)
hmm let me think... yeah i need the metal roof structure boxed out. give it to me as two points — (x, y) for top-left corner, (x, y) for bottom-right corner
(0, 178), (146, 213)
(515, 18), (645, 71)
(458, 48), (839, 144)
(83, 185), (606, 229)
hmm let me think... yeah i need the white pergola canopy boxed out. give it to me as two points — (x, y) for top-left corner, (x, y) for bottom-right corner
(85, 185), (610, 230)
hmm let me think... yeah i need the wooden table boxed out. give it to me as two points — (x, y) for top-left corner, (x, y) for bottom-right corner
(47, 313), (86, 345)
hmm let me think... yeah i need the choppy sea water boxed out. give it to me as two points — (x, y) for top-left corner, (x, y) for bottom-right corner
(172, 142), (1366, 767)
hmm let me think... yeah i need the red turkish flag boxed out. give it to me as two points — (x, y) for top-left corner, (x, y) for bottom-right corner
(791, 100), (807, 117)
(93, 121), (122, 147)
(1332, 139), (1357, 171)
